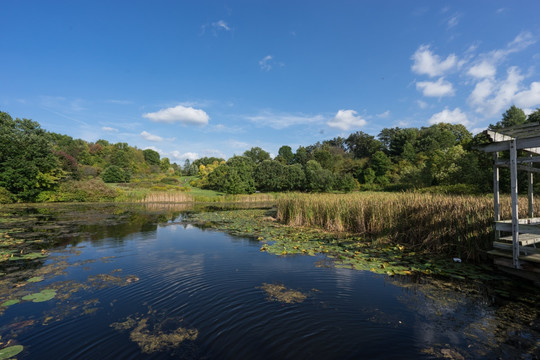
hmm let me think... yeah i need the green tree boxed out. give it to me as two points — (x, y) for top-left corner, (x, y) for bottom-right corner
(284, 164), (306, 191)
(293, 146), (309, 165)
(491, 105), (527, 129)
(345, 131), (383, 159)
(276, 145), (294, 165)
(143, 149), (161, 165)
(527, 108), (540, 123)
(243, 147), (271, 164)
(254, 160), (286, 191)
(305, 160), (334, 192)
(378, 127), (419, 157)
(101, 165), (127, 183)
(0, 112), (59, 201)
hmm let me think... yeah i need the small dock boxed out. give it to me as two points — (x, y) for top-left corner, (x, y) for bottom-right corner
(480, 124), (540, 283)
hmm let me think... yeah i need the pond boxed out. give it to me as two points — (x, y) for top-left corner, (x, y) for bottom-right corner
(0, 204), (539, 359)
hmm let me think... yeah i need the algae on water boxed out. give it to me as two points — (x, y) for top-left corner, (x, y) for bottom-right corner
(111, 314), (198, 354)
(259, 283), (308, 304)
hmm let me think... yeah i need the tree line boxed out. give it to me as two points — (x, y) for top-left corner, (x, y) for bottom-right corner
(1, 106), (539, 201)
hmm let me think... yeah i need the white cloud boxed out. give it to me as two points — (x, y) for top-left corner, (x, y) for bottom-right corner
(447, 14), (460, 29)
(102, 126), (118, 132)
(246, 111), (324, 129)
(377, 110), (391, 118)
(469, 66), (524, 116)
(212, 20), (230, 31)
(327, 110), (367, 131)
(467, 61), (496, 79)
(411, 45), (458, 77)
(228, 140), (250, 149)
(259, 55), (273, 71)
(428, 107), (470, 127)
(170, 151), (199, 162)
(417, 100), (428, 109)
(143, 105), (209, 126)
(416, 77), (455, 97)
(469, 78), (494, 107)
(514, 82), (540, 108)
(141, 130), (163, 142)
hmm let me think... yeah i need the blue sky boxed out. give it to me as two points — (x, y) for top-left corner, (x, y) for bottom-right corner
(1, 1), (540, 163)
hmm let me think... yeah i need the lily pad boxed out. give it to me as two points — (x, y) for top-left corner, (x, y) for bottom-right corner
(0, 345), (23, 359)
(1, 299), (20, 307)
(26, 276), (44, 283)
(22, 289), (56, 303)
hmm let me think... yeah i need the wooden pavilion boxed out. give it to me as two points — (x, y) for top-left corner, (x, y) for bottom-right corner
(480, 123), (540, 282)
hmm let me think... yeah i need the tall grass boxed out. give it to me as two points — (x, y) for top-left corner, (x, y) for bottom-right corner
(276, 192), (539, 261)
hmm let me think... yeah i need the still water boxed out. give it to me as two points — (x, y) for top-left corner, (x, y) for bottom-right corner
(0, 204), (538, 359)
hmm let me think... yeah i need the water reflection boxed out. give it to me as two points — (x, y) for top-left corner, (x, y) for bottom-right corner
(0, 204), (538, 359)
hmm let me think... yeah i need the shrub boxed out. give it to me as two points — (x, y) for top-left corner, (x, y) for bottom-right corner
(0, 187), (14, 204)
(102, 165), (127, 183)
(159, 177), (180, 185)
(36, 179), (119, 202)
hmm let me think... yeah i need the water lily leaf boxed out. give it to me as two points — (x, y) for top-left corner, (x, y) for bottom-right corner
(27, 276), (44, 283)
(1, 299), (20, 307)
(0, 345), (24, 359)
(22, 289), (56, 303)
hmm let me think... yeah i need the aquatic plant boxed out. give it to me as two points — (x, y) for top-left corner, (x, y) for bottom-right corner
(259, 283), (308, 304)
(111, 314), (198, 354)
(275, 192), (534, 261)
(22, 289), (56, 303)
(0, 345), (23, 359)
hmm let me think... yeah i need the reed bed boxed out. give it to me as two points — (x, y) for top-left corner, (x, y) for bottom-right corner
(276, 192), (540, 261)
(138, 192), (194, 203)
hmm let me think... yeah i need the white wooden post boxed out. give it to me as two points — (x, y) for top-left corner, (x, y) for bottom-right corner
(510, 139), (520, 268)
(494, 152), (500, 241)
(528, 153), (534, 218)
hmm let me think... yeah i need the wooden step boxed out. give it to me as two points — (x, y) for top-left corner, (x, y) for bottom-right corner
(488, 249), (540, 264)
(498, 233), (540, 246)
(493, 242), (540, 254)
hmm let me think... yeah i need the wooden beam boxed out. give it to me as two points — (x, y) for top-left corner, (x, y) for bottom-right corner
(496, 163), (540, 174)
(480, 136), (540, 154)
(495, 156), (540, 165)
(510, 138), (520, 269)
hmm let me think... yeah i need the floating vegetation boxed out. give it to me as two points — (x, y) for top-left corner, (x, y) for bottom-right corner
(22, 289), (56, 303)
(186, 209), (504, 283)
(0, 345), (23, 359)
(111, 312), (198, 354)
(259, 283), (308, 304)
(1, 299), (19, 307)
(26, 276), (43, 283)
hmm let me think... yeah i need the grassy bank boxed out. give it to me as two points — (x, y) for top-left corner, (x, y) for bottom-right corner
(276, 192), (538, 261)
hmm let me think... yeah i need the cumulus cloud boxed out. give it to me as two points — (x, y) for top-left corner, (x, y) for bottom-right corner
(141, 131), (163, 142)
(428, 107), (470, 126)
(327, 110), (367, 131)
(416, 77), (455, 97)
(514, 82), (540, 108)
(411, 45), (458, 77)
(246, 111), (324, 129)
(170, 151), (199, 162)
(143, 105), (209, 126)
(102, 126), (118, 132)
(467, 60), (496, 79)
(468, 66), (524, 116)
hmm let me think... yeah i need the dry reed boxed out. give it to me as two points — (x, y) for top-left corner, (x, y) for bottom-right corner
(276, 192), (538, 261)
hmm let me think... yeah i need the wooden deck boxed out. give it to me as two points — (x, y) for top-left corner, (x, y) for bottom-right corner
(488, 249), (540, 283)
